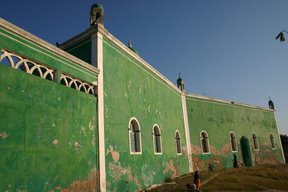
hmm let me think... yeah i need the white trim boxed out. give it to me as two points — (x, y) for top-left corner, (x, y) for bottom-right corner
(186, 93), (273, 112)
(93, 32), (106, 192)
(269, 132), (276, 150)
(152, 124), (162, 155)
(200, 130), (210, 154)
(252, 132), (260, 151)
(229, 131), (238, 152)
(128, 117), (142, 155)
(103, 40), (180, 95)
(0, 18), (99, 75)
(97, 25), (182, 95)
(181, 94), (193, 172)
(273, 113), (286, 163)
(95, 24), (274, 113)
(175, 130), (182, 155)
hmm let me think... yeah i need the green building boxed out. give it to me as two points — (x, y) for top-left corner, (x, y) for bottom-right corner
(0, 4), (285, 192)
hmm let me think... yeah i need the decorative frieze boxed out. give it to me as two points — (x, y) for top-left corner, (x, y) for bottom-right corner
(0, 50), (54, 80)
(0, 49), (96, 96)
(60, 74), (95, 95)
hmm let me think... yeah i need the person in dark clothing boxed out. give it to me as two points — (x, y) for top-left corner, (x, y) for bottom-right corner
(194, 171), (199, 184)
(194, 171), (200, 190)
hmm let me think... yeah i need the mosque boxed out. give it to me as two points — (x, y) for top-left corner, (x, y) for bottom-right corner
(0, 3), (285, 192)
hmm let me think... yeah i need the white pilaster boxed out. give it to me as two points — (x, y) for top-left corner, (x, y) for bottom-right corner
(274, 112), (286, 164)
(92, 31), (106, 191)
(181, 94), (193, 172)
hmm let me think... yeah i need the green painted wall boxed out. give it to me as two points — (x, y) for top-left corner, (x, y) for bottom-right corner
(0, 65), (98, 191)
(0, 26), (99, 191)
(103, 38), (189, 191)
(0, 28), (95, 83)
(186, 96), (284, 170)
(62, 37), (92, 64)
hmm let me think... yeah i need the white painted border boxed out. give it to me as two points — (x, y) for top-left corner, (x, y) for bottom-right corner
(186, 93), (273, 112)
(200, 130), (210, 154)
(128, 117), (142, 155)
(252, 132), (260, 151)
(175, 130), (182, 155)
(269, 132), (276, 150)
(152, 124), (163, 155)
(0, 18), (99, 74)
(273, 112), (286, 163)
(92, 32), (106, 192)
(229, 131), (238, 152)
(181, 94), (193, 171)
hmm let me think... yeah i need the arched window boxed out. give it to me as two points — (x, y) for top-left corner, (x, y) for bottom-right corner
(200, 131), (210, 154)
(252, 133), (259, 150)
(129, 118), (142, 154)
(270, 133), (276, 149)
(175, 131), (182, 154)
(230, 132), (238, 152)
(152, 125), (162, 154)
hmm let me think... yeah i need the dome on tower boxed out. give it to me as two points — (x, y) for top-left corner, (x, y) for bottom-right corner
(90, 3), (104, 25)
(91, 3), (104, 10)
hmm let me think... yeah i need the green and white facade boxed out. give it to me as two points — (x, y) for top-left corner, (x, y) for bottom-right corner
(0, 5), (285, 192)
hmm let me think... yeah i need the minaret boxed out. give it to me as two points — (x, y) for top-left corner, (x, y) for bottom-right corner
(268, 97), (275, 110)
(177, 73), (185, 91)
(90, 3), (104, 26)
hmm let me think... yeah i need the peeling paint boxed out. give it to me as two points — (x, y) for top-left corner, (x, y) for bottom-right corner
(89, 121), (95, 131)
(221, 143), (231, 155)
(0, 132), (8, 139)
(107, 145), (120, 162)
(81, 126), (87, 136)
(163, 160), (178, 179)
(108, 163), (142, 190)
(191, 144), (202, 155)
(61, 169), (99, 192)
(210, 145), (220, 155)
(53, 139), (58, 145)
(74, 141), (81, 150)
(182, 146), (188, 156)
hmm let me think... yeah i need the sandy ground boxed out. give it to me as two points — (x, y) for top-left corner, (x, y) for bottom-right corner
(143, 164), (288, 192)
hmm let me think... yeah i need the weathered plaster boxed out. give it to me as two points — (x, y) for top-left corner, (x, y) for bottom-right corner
(61, 169), (99, 192)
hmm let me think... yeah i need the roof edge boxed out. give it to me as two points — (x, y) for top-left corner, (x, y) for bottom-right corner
(0, 18), (99, 74)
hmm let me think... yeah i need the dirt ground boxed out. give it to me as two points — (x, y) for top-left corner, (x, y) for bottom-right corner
(143, 164), (288, 192)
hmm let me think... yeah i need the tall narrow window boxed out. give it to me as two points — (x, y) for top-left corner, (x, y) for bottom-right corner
(252, 133), (259, 150)
(270, 133), (276, 149)
(129, 118), (142, 154)
(200, 131), (210, 154)
(175, 131), (182, 154)
(230, 132), (238, 152)
(152, 125), (162, 154)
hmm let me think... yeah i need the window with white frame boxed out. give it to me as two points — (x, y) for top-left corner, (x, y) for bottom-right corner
(230, 132), (238, 152)
(252, 133), (259, 150)
(152, 125), (162, 154)
(200, 131), (210, 154)
(270, 133), (276, 149)
(128, 118), (142, 154)
(175, 131), (182, 154)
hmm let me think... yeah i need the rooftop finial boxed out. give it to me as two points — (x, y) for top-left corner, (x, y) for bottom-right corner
(127, 39), (139, 55)
(177, 72), (185, 91)
(90, 3), (104, 26)
(268, 97), (275, 110)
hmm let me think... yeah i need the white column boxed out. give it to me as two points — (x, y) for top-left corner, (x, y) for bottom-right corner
(274, 112), (286, 164)
(92, 31), (106, 191)
(181, 94), (193, 172)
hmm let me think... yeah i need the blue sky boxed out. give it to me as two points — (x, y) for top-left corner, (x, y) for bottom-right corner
(1, 0), (288, 135)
